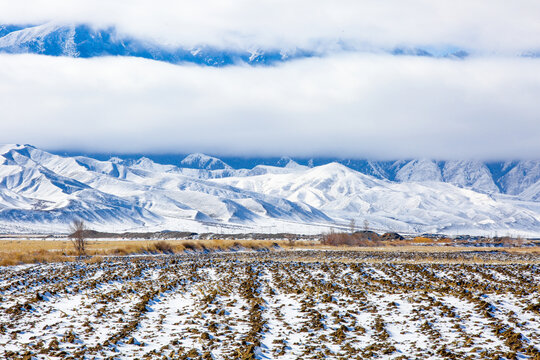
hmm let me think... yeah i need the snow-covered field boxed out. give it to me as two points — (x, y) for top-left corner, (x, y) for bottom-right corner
(1, 250), (539, 359)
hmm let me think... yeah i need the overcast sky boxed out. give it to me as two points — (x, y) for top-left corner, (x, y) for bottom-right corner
(3, 0), (540, 53)
(1, 1), (540, 159)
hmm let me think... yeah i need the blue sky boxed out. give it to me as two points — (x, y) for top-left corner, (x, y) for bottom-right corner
(1, 0), (540, 159)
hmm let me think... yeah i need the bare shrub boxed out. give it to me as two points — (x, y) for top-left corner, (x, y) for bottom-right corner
(412, 236), (436, 244)
(285, 234), (296, 247)
(153, 241), (174, 253)
(496, 236), (528, 247)
(321, 230), (381, 247)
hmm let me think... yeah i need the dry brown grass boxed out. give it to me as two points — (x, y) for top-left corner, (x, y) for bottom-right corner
(0, 249), (70, 266)
(410, 236), (452, 244)
(0, 239), (74, 253)
(2, 238), (539, 266)
(0, 239), (287, 266)
(0, 240), (73, 266)
(102, 239), (284, 254)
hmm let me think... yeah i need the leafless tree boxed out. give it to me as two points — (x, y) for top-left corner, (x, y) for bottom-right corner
(70, 219), (87, 257)
(349, 219), (356, 234)
(363, 219), (369, 232)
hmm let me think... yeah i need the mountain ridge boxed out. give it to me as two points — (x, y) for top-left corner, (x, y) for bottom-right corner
(56, 149), (539, 196)
(0, 22), (475, 67)
(0, 23), (315, 66)
(0, 144), (539, 235)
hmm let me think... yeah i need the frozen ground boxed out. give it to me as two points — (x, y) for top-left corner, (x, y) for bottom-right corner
(1, 250), (539, 359)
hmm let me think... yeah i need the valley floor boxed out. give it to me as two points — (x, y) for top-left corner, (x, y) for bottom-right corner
(1, 250), (539, 359)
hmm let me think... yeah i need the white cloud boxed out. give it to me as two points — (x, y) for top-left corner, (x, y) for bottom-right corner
(1, 0), (540, 53)
(0, 53), (539, 159)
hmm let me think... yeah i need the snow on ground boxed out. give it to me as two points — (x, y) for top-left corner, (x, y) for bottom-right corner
(1, 250), (539, 359)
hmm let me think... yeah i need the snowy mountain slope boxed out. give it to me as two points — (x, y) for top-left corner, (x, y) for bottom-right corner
(0, 23), (313, 66)
(441, 160), (499, 194)
(519, 179), (540, 202)
(0, 25), (26, 38)
(0, 23), (476, 67)
(275, 157), (309, 170)
(183, 155), (537, 196)
(0, 145), (539, 235)
(0, 23), (81, 57)
(337, 159), (394, 180)
(496, 161), (540, 195)
(49, 149), (540, 199)
(243, 165), (301, 176)
(0, 145), (330, 233)
(382, 159), (540, 195)
(391, 158), (500, 194)
(214, 163), (382, 209)
(213, 162), (540, 235)
(180, 153), (231, 170)
(0, 145), (162, 229)
(394, 159), (443, 182)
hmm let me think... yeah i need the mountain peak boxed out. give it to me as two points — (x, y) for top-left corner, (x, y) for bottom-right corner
(180, 153), (231, 170)
(135, 157), (155, 167)
(316, 161), (357, 173)
(0, 143), (36, 155)
(275, 157), (307, 170)
(284, 160), (308, 170)
(108, 156), (124, 164)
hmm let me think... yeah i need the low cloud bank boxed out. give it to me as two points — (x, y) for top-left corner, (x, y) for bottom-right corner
(0, 54), (539, 159)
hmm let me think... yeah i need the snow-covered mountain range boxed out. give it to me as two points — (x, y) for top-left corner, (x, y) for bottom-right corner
(0, 23), (473, 66)
(0, 144), (539, 236)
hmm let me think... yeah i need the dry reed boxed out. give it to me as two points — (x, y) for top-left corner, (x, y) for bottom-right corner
(1, 238), (539, 266)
